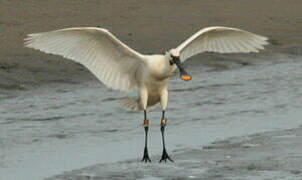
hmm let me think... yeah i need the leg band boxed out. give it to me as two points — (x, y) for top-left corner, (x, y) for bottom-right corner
(160, 118), (167, 125)
(143, 119), (149, 127)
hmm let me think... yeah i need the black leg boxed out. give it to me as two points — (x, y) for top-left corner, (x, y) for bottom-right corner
(141, 110), (151, 162)
(159, 110), (174, 163)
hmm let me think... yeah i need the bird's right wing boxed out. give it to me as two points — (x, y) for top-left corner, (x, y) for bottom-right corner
(25, 27), (146, 91)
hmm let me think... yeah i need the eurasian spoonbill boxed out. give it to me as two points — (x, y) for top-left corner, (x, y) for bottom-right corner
(24, 26), (268, 162)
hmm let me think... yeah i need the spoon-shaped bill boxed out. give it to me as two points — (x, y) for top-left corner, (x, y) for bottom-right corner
(181, 74), (192, 81)
(173, 57), (192, 81)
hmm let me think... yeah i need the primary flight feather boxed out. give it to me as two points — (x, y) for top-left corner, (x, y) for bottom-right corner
(25, 27), (146, 91)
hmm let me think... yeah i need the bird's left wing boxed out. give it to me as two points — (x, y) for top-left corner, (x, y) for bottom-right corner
(175, 26), (269, 62)
(25, 27), (146, 91)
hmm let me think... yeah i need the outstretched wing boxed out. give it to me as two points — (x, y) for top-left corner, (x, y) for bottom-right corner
(25, 27), (146, 91)
(175, 26), (268, 62)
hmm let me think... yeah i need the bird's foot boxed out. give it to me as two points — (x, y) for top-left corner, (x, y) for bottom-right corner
(159, 148), (174, 163)
(141, 147), (151, 163)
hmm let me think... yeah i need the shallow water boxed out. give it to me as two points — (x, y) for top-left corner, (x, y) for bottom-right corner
(1, 54), (302, 179)
(48, 127), (302, 180)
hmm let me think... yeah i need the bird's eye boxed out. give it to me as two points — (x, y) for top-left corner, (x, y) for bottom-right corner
(170, 55), (177, 60)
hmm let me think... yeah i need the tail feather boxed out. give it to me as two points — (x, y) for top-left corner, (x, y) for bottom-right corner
(120, 97), (160, 111)
(120, 97), (142, 111)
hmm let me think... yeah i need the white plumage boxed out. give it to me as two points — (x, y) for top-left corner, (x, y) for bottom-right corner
(25, 26), (268, 162)
(25, 27), (145, 91)
(25, 26), (268, 111)
(176, 26), (268, 62)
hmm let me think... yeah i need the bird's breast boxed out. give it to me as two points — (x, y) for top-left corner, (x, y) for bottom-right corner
(144, 79), (167, 96)
(148, 64), (173, 81)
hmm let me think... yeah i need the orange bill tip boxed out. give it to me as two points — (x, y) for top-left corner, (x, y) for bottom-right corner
(181, 74), (192, 81)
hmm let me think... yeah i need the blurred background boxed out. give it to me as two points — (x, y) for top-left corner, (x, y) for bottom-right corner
(1, 0), (301, 91)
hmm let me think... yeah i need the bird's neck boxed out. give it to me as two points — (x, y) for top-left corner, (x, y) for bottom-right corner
(146, 55), (173, 80)
(162, 54), (174, 75)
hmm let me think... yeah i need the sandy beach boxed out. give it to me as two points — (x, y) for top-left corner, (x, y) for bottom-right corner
(1, 0), (302, 179)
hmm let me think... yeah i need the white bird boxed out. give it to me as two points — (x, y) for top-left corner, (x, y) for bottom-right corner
(24, 26), (268, 162)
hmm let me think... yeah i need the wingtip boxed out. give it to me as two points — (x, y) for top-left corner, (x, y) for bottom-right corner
(23, 33), (42, 47)
(259, 35), (269, 43)
(23, 35), (33, 47)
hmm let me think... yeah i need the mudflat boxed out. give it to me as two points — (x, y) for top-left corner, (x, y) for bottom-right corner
(48, 127), (302, 180)
(1, 0), (301, 88)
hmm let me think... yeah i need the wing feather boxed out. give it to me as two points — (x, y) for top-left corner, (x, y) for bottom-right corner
(175, 26), (268, 62)
(25, 27), (146, 91)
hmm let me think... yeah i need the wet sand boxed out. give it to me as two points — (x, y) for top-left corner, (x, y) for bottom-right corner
(1, 55), (302, 179)
(47, 127), (302, 180)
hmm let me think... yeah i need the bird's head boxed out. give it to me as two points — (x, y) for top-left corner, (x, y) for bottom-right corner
(168, 49), (192, 81)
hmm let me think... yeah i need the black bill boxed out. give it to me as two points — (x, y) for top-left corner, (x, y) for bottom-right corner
(172, 57), (192, 81)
